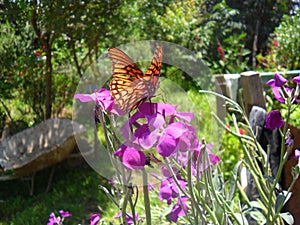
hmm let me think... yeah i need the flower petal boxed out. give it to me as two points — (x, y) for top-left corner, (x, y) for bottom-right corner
(157, 133), (178, 157)
(122, 148), (146, 170)
(265, 110), (284, 130)
(292, 74), (300, 85)
(274, 73), (287, 87)
(90, 213), (101, 225)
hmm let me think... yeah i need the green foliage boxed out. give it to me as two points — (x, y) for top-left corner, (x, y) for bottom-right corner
(0, 165), (108, 225)
(208, 33), (251, 74)
(273, 10), (300, 70)
(227, 0), (290, 67)
(220, 128), (244, 180)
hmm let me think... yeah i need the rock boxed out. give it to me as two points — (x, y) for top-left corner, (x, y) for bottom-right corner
(0, 118), (85, 176)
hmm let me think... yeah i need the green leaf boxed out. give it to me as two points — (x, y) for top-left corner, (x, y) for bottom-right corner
(249, 201), (263, 210)
(228, 161), (243, 201)
(275, 191), (292, 211)
(249, 210), (266, 224)
(233, 213), (249, 225)
(279, 212), (294, 225)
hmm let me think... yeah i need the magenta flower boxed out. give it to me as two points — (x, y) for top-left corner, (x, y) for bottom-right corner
(47, 212), (61, 225)
(114, 212), (139, 224)
(192, 145), (221, 175)
(169, 196), (189, 222)
(266, 73), (289, 102)
(292, 74), (300, 85)
(74, 88), (125, 116)
(159, 177), (186, 205)
(295, 149), (300, 159)
(156, 122), (199, 157)
(266, 73), (287, 87)
(265, 110), (284, 130)
(59, 210), (72, 218)
(114, 146), (146, 170)
(90, 213), (101, 225)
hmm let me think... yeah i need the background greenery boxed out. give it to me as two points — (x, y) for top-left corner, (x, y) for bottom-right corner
(1, 0), (300, 224)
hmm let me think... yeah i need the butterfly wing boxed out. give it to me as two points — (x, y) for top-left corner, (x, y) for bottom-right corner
(143, 45), (163, 97)
(108, 45), (163, 113)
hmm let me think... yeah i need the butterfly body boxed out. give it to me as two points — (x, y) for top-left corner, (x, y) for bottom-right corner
(108, 45), (163, 113)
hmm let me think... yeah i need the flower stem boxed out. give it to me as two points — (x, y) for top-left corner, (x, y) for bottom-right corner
(142, 169), (151, 225)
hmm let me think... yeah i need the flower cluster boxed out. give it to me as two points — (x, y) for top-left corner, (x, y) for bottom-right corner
(47, 210), (72, 225)
(266, 73), (300, 103)
(76, 88), (221, 164)
(265, 73), (300, 131)
(114, 102), (203, 170)
(75, 88), (220, 171)
(114, 212), (139, 224)
(47, 210), (100, 225)
(75, 88), (221, 223)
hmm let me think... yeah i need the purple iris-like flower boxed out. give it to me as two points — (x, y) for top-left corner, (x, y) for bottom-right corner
(59, 210), (72, 218)
(90, 213), (101, 225)
(265, 110), (284, 130)
(169, 196), (189, 222)
(114, 146), (146, 170)
(292, 74), (300, 85)
(47, 212), (61, 225)
(114, 212), (139, 224)
(74, 88), (125, 116)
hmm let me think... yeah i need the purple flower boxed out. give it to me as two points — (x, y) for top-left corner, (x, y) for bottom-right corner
(161, 166), (179, 178)
(209, 153), (221, 165)
(266, 73), (287, 87)
(295, 149), (300, 159)
(90, 213), (101, 225)
(129, 102), (193, 125)
(114, 146), (146, 170)
(159, 177), (186, 205)
(169, 196), (189, 222)
(266, 74), (290, 102)
(271, 87), (285, 103)
(265, 110), (284, 130)
(74, 88), (125, 116)
(157, 133), (179, 157)
(59, 210), (72, 218)
(292, 74), (300, 85)
(114, 212), (139, 224)
(47, 212), (61, 225)
(157, 122), (199, 157)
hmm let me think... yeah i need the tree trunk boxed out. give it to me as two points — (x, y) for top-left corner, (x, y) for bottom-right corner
(30, 0), (55, 119)
(45, 44), (52, 119)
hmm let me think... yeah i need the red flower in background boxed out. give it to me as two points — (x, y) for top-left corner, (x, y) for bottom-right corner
(217, 46), (225, 62)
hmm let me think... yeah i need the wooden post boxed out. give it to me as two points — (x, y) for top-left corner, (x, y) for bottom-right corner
(215, 74), (228, 121)
(240, 71), (266, 117)
(283, 125), (300, 224)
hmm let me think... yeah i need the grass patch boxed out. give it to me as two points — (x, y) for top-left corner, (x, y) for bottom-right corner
(0, 162), (109, 225)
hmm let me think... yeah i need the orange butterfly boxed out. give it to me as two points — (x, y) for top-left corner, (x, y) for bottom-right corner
(108, 45), (163, 113)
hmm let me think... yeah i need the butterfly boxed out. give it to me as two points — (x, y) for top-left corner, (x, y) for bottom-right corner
(108, 45), (163, 113)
